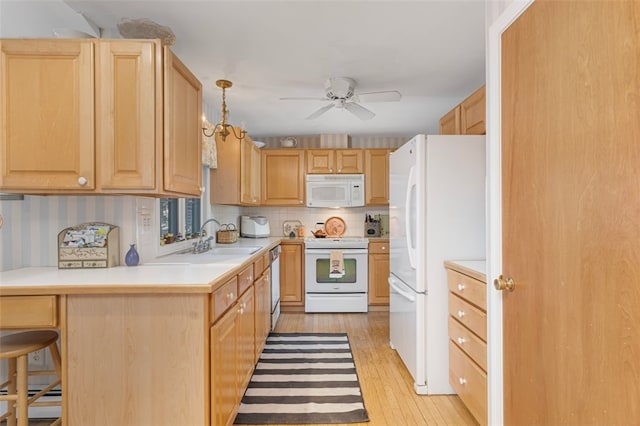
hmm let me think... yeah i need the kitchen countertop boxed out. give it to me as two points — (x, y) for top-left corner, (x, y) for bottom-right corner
(443, 259), (486, 282)
(0, 237), (281, 296)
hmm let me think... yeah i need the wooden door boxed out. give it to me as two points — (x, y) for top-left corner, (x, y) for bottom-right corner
(501, 2), (640, 424)
(163, 47), (202, 197)
(0, 39), (94, 191)
(336, 149), (363, 173)
(280, 243), (304, 306)
(96, 40), (160, 191)
(364, 149), (390, 205)
(240, 138), (254, 204)
(262, 150), (305, 206)
(368, 253), (390, 305)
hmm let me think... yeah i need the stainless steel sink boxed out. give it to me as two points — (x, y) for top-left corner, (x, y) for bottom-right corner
(207, 246), (261, 255)
(147, 245), (261, 265)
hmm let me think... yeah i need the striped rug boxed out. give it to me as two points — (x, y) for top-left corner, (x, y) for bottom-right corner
(234, 332), (369, 424)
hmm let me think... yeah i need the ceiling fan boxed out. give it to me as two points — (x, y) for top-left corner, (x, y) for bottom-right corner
(280, 77), (401, 121)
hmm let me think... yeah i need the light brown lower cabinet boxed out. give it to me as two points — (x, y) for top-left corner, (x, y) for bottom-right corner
(445, 261), (487, 426)
(368, 240), (390, 306)
(211, 302), (239, 426)
(254, 267), (271, 359)
(280, 241), (304, 309)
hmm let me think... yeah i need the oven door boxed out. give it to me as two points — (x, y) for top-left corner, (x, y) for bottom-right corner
(304, 248), (368, 293)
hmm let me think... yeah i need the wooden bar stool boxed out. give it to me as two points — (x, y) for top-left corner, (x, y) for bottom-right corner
(0, 330), (62, 426)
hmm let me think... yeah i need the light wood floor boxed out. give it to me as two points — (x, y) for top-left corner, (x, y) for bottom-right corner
(259, 311), (479, 426)
(8, 312), (477, 426)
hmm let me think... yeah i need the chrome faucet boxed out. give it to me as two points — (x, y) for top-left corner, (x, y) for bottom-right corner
(193, 218), (221, 254)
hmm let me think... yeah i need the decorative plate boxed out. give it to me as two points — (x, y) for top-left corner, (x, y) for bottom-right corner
(283, 220), (302, 237)
(324, 216), (346, 237)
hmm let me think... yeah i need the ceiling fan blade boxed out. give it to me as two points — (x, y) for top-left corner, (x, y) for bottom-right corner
(280, 97), (328, 101)
(306, 103), (334, 120)
(344, 102), (375, 121)
(355, 90), (402, 103)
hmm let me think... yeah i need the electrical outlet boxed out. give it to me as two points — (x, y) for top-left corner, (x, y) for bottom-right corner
(28, 349), (46, 367)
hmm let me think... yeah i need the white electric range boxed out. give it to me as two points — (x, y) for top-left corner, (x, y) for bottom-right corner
(304, 237), (369, 313)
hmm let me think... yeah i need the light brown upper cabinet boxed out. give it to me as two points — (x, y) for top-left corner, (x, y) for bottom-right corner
(306, 149), (363, 174)
(364, 149), (391, 205)
(439, 106), (461, 135)
(211, 133), (261, 205)
(262, 149), (305, 206)
(460, 85), (486, 135)
(0, 39), (202, 197)
(439, 85), (486, 135)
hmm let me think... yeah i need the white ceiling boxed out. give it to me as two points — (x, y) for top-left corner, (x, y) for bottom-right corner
(4, 0), (487, 138)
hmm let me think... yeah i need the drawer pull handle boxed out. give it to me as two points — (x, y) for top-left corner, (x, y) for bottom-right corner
(457, 283), (465, 291)
(457, 310), (465, 318)
(459, 377), (467, 385)
(457, 337), (466, 345)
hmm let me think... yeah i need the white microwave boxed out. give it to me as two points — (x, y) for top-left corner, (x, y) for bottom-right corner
(306, 174), (365, 208)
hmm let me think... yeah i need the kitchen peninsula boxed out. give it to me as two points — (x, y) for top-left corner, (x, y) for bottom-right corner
(0, 238), (280, 426)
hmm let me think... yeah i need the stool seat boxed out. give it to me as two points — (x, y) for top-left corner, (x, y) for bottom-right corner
(0, 330), (62, 426)
(0, 331), (59, 359)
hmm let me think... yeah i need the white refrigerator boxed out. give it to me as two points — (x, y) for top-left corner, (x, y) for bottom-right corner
(388, 134), (486, 394)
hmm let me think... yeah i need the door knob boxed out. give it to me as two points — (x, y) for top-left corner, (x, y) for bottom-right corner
(494, 275), (515, 292)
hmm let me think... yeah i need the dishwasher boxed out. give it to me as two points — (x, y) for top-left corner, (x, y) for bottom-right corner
(270, 245), (281, 330)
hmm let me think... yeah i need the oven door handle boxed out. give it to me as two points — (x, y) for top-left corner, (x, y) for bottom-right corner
(388, 276), (415, 302)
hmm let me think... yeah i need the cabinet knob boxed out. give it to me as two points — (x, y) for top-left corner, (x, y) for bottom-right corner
(457, 337), (466, 345)
(458, 377), (467, 385)
(77, 176), (88, 186)
(337, 168), (341, 172)
(299, 200), (303, 204)
(457, 310), (465, 318)
(330, 168), (334, 172)
(457, 283), (465, 291)
(381, 246), (386, 250)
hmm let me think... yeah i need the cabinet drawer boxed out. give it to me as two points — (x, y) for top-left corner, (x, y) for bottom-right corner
(449, 340), (487, 425)
(238, 265), (254, 295)
(448, 316), (487, 371)
(447, 269), (486, 310)
(0, 296), (58, 329)
(253, 256), (265, 278)
(448, 293), (486, 341)
(368, 240), (389, 254)
(211, 277), (238, 323)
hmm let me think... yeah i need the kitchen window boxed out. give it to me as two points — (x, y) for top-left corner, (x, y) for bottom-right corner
(159, 198), (201, 245)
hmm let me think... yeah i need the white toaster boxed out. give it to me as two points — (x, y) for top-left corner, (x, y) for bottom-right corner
(240, 215), (270, 238)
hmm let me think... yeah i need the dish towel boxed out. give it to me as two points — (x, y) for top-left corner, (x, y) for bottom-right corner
(329, 250), (345, 278)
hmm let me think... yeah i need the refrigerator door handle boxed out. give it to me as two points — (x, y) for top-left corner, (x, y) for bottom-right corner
(405, 165), (417, 268)
(389, 276), (416, 302)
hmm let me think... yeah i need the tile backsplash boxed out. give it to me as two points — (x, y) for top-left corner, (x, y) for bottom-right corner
(241, 206), (389, 239)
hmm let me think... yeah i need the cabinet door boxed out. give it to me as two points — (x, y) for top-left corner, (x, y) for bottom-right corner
(240, 139), (261, 205)
(211, 306), (238, 426)
(368, 242), (390, 305)
(237, 287), (255, 392)
(336, 149), (363, 173)
(280, 243), (304, 306)
(96, 40), (160, 191)
(306, 149), (335, 174)
(0, 39), (94, 191)
(262, 150), (305, 206)
(254, 269), (271, 359)
(461, 85), (486, 135)
(439, 105), (461, 135)
(364, 149), (390, 205)
(163, 47), (202, 197)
